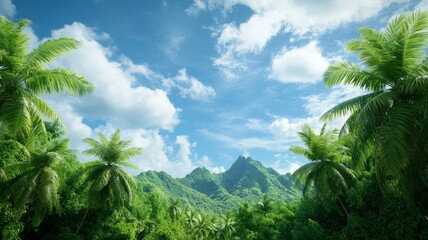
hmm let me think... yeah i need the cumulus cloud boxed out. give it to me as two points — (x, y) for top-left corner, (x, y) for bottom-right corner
(44, 100), (93, 154)
(270, 157), (301, 174)
(32, 22), (222, 177)
(48, 22), (179, 131)
(197, 155), (225, 173)
(128, 130), (197, 178)
(192, 0), (404, 77)
(270, 41), (330, 84)
(217, 10), (283, 54)
(268, 117), (318, 140)
(0, 0), (16, 18)
(163, 69), (216, 100)
(120, 56), (162, 81)
(174, 135), (196, 174)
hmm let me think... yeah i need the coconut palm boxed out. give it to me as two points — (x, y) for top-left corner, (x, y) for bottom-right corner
(76, 129), (141, 234)
(185, 209), (198, 229)
(192, 213), (215, 240)
(5, 138), (72, 227)
(219, 213), (236, 239)
(168, 198), (182, 221)
(290, 124), (357, 218)
(0, 17), (94, 141)
(256, 195), (273, 217)
(321, 10), (428, 213)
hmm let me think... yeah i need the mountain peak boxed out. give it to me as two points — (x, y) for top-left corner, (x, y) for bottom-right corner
(229, 156), (262, 171)
(136, 156), (301, 213)
(188, 166), (210, 176)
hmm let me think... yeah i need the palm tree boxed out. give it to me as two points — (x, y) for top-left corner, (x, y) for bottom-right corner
(168, 198), (182, 221)
(76, 129), (141, 234)
(192, 213), (215, 240)
(0, 17), (94, 141)
(219, 213), (236, 239)
(321, 10), (428, 213)
(290, 124), (357, 219)
(5, 138), (72, 227)
(185, 209), (198, 229)
(256, 195), (273, 217)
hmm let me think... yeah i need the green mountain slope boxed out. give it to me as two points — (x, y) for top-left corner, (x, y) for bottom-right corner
(135, 156), (301, 213)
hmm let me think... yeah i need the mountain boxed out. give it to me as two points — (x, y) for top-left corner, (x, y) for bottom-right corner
(135, 156), (301, 213)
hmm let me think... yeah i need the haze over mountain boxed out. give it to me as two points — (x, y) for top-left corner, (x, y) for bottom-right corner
(135, 156), (301, 212)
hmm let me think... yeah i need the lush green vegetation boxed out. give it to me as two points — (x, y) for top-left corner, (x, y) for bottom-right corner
(136, 156), (300, 214)
(1, 10), (428, 240)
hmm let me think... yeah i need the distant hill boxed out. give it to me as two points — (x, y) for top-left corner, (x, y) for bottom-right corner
(135, 156), (301, 213)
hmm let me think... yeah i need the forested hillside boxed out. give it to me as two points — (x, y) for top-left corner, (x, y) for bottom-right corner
(136, 156), (301, 213)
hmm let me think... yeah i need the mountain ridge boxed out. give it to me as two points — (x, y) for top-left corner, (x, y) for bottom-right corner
(135, 156), (301, 213)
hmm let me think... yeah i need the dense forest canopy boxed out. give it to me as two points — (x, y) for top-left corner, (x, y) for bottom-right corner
(1, 9), (428, 240)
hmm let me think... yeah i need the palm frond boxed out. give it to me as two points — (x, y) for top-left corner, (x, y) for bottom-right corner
(289, 146), (313, 160)
(26, 68), (94, 96)
(320, 91), (378, 121)
(116, 161), (138, 170)
(323, 62), (385, 90)
(25, 38), (81, 67)
(91, 167), (112, 192)
(292, 162), (319, 184)
(398, 11), (428, 68)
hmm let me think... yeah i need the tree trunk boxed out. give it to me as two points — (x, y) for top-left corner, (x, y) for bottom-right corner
(338, 198), (350, 222)
(76, 207), (90, 234)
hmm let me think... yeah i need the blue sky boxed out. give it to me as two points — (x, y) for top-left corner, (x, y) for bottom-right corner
(1, 0), (426, 177)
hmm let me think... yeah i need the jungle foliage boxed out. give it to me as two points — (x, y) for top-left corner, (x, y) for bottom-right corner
(1, 10), (428, 240)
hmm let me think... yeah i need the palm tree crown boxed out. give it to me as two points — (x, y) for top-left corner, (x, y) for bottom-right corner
(5, 138), (72, 227)
(0, 17), (94, 140)
(321, 10), (428, 213)
(291, 124), (357, 213)
(82, 129), (142, 209)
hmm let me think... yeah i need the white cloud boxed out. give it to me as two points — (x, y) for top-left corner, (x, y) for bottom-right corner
(267, 86), (365, 140)
(197, 155), (225, 173)
(23, 27), (40, 51)
(0, 0), (16, 18)
(270, 41), (330, 84)
(217, 10), (283, 54)
(48, 22), (179, 131)
(120, 56), (162, 81)
(174, 135), (196, 174)
(416, 0), (428, 10)
(186, 0), (207, 15)
(34, 22), (218, 177)
(45, 100), (93, 154)
(270, 158), (301, 174)
(121, 58), (215, 101)
(163, 68), (216, 100)
(199, 0), (405, 77)
(302, 85), (366, 118)
(285, 162), (301, 174)
(205, 84), (366, 153)
(268, 117), (318, 140)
